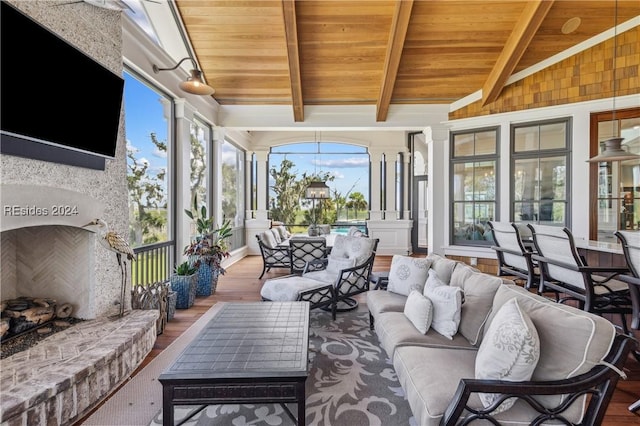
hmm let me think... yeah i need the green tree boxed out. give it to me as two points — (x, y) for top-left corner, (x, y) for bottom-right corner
(269, 158), (308, 225)
(189, 129), (207, 211)
(346, 191), (368, 219)
(127, 132), (167, 246)
(222, 162), (237, 222)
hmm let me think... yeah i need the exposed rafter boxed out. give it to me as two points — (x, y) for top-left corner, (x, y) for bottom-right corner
(282, 0), (304, 121)
(376, 0), (414, 122)
(481, 0), (554, 106)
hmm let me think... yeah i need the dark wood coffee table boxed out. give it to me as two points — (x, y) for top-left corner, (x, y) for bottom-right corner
(159, 302), (310, 425)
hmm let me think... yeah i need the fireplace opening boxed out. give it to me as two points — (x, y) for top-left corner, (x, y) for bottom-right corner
(1, 296), (83, 359)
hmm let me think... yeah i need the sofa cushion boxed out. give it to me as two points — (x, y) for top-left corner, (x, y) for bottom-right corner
(426, 253), (458, 284)
(387, 255), (432, 296)
(393, 345), (571, 426)
(274, 225), (289, 240)
(486, 284), (617, 421)
(331, 235), (377, 265)
(404, 290), (433, 334)
(270, 228), (282, 244)
(375, 311), (475, 359)
(366, 290), (407, 317)
(475, 298), (540, 413)
(326, 256), (356, 275)
(450, 263), (504, 345)
(261, 230), (277, 248)
(260, 276), (332, 302)
(424, 270), (464, 340)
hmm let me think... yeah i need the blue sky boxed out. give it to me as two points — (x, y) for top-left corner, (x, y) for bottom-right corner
(124, 73), (370, 203)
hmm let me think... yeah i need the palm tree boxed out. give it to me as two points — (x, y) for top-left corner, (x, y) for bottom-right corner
(346, 192), (367, 219)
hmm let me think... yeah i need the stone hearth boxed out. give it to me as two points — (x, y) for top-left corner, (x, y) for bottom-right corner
(0, 310), (158, 426)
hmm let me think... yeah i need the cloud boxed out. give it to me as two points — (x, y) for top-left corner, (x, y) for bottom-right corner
(138, 157), (150, 166)
(126, 139), (139, 153)
(316, 157), (368, 168)
(152, 147), (167, 158)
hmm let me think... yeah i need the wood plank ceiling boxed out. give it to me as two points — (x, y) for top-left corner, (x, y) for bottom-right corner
(175, 0), (639, 122)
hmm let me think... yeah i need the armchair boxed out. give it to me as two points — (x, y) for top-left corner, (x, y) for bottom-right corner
(260, 236), (379, 319)
(255, 232), (291, 279)
(528, 224), (632, 333)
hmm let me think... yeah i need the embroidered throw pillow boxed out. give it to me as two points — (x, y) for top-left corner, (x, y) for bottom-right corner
(387, 255), (432, 296)
(475, 297), (541, 414)
(403, 290), (433, 334)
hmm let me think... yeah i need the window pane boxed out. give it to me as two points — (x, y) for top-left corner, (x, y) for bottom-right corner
(453, 162), (474, 201)
(451, 127), (498, 247)
(514, 158), (539, 202)
(511, 119), (570, 227)
(473, 161), (496, 200)
(453, 133), (474, 157)
(475, 131), (497, 155)
(189, 120), (208, 215)
(514, 201), (539, 222)
(540, 122), (566, 150)
(514, 126), (539, 152)
(124, 72), (170, 247)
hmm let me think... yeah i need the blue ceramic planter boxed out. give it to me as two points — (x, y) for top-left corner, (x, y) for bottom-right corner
(170, 273), (196, 308)
(196, 263), (220, 296)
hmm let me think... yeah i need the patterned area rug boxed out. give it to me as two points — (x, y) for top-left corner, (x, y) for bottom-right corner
(150, 308), (415, 425)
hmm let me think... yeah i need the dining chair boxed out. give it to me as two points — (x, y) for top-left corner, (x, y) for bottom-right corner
(289, 237), (327, 274)
(529, 224), (632, 334)
(487, 221), (540, 290)
(614, 230), (640, 412)
(255, 233), (291, 279)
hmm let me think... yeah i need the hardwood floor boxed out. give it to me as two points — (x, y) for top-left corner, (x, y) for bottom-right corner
(117, 255), (640, 424)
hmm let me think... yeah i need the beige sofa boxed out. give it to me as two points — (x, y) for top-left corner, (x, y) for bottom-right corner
(367, 253), (633, 425)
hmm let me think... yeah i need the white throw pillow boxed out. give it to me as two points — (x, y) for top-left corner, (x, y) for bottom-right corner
(270, 228), (282, 244)
(424, 275), (464, 340)
(403, 290), (433, 334)
(423, 268), (447, 294)
(387, 255), (432, 296)
(475, 297), (541, 414)
(326, 256), (356, 275)
(261, 231), (277, 248)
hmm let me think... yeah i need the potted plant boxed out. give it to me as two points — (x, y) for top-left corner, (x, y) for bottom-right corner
(184, 197), (233, 296)
(170, 261), (197, 309)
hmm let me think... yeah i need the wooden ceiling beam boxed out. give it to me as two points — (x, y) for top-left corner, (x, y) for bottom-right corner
(481, 0), (554, 106)
(281, 0), (304, 122)
(376, 0), (414, 122)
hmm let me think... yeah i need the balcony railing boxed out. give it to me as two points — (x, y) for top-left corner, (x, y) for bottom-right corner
(132, 240), (175, 287)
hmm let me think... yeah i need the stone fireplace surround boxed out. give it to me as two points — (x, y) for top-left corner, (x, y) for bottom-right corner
(0, 3), (156, 424)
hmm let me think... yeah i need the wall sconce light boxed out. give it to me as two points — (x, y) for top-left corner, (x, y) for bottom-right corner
(152, 57), (215, 96)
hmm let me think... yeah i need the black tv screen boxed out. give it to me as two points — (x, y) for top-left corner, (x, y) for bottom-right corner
(1, 1), (124, 159)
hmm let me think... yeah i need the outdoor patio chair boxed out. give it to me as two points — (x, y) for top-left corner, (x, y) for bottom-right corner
(529, 224), (633, 333)
(256, 232), (291, 279)
(614, 231), (640, 393)
(487, 221), (540, 290)
(289, 236), (327, 274)
(261, 236), (379, 319)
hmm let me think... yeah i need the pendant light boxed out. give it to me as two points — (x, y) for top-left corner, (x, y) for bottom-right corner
(588, 1), (639, 163)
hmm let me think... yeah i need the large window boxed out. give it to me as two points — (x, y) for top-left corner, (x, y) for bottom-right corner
(222, 139), (246, 251)
(451, 128), (498, 246)
(590, 108), (640, 242)
(511, 119), (570, 227)
(268, 142), (370, 231)
(124, 70), (172, 247)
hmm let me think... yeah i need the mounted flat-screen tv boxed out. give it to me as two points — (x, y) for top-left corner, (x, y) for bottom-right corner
(0, 1), (124, 165)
